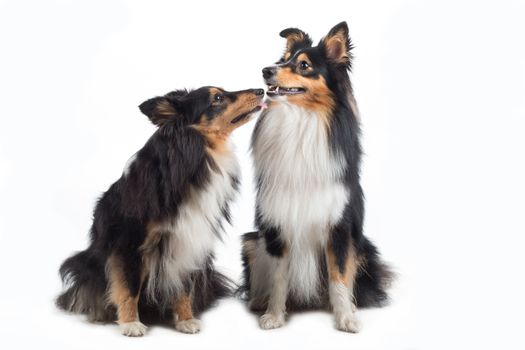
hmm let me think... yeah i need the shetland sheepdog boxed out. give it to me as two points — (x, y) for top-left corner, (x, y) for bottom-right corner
(57, 87), (265, 336)
(240, 22), (393, 332)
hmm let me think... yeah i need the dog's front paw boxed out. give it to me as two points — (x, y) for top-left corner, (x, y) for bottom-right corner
(334, 312), (360, 333)
(175, 318), (201, 334)
(119, 321), (147, 337)
(259, 312), (285, 330)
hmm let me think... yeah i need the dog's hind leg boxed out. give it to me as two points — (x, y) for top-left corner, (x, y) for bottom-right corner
(107, 254), (147, 337)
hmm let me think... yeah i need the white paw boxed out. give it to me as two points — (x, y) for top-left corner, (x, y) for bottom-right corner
(335, 312), (360, 333)
(175, 318), (201, 334)
(259, 312), (285, 330)
(119, 321), (147, 337)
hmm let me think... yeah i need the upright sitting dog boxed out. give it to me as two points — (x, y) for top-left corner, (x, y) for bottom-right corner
(57, 87), (265, 336)
(240, 22), (392, 332)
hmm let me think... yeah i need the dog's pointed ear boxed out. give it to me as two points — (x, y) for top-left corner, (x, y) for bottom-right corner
(279, 27), (312, 54)
(320, 21), (352, 67)
(139, 97), (179, 126)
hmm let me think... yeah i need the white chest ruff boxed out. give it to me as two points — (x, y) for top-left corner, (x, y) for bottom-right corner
(252, 102), (350, 301)
(253, 102), (349, 242)
(144, 148), (239, 301)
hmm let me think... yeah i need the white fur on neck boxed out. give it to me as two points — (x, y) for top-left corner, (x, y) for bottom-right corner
(251, 101), (349, 303)
(144, 143), (239, 302)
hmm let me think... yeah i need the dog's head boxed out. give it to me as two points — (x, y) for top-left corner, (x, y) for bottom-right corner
(139, 87), (265, 135)
(262, 22), (352, 112)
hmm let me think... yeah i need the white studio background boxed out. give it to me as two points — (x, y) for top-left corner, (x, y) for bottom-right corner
(1, 0), (524, 349)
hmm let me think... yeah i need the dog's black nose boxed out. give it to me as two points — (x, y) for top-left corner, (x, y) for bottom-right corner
(254, 89), (265, 96)
(262, 66), (276, 80)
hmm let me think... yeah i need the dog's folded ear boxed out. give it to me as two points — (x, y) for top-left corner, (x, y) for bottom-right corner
(139, 96), (180, 126)
(320, 21), (353, 67)
(279, 27), (313, 53)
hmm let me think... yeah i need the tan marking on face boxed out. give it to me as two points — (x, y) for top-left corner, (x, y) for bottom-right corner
(173, 294), (194, 321)
(274, 67), (334, 125)
(208, 87), (222, 98)
(193, 91), (261, 153)
(296, 53), (313, 70)
(197, 118), (231, 155)
(326, 243), (359, 287)
(107, 254), (141, 323)
(284, 51), (291, 61)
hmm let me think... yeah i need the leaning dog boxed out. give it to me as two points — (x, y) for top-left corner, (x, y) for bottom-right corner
(57, 87), (265, 336)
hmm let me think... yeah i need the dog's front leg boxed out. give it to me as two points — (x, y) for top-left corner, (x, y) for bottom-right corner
(326, 239), (360, 333)
(259, 251), (289, 329)
(173, 293), (200, 334)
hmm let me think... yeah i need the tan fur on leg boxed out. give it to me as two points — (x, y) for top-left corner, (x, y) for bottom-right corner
(173, 294), (200, 334)
(107, 254), (147, 336)
(326, 242), (360, 333)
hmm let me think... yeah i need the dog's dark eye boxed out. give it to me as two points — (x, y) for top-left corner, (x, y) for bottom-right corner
(299, 61), (310, 70)
(214, 94), (224, 103)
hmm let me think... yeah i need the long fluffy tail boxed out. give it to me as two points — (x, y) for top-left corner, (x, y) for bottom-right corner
(192, 259), (236, 315)
(354, 237), (394, 308)
(56, 249), (113, 322)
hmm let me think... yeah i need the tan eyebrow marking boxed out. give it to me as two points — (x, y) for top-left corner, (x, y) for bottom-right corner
(296, 53), (313, 66)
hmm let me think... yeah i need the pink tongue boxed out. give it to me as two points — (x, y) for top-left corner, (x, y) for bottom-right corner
(259, 102), (268, 110)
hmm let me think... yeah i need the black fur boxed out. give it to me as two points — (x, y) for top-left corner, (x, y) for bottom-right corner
(57, 249), (114, 322)
(254, 205), (286, 257)
(262, 226), (286, 257)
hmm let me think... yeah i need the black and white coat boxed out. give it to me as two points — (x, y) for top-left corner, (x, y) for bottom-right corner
(57, 87), (264, 336)
(240, 22), (392, 333)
